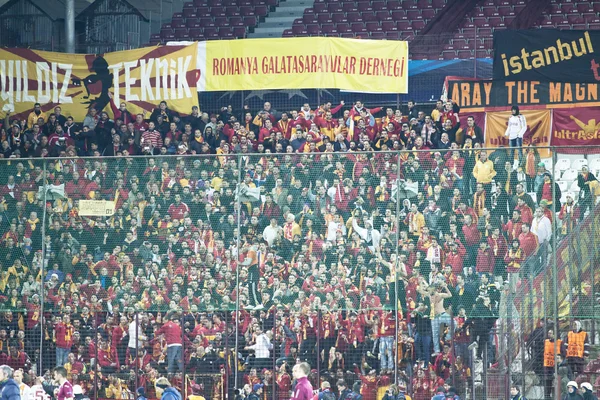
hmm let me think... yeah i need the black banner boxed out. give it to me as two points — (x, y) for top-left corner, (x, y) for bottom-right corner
(447, 79), (600, 110)
(492, 29), (600, 82)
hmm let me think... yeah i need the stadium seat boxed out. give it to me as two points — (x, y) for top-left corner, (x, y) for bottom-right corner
(571, 158), (589, 171)
(561, 168), (578, 182)
(555, 158), (572, 173)
(557, 180), (569, 193)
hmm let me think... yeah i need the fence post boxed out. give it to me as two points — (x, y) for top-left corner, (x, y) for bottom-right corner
(316, 309), (321, 388)
(39, 159), (48, 375)
(272, 308), (277, 400)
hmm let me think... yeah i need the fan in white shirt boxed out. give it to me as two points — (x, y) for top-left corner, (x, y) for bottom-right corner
(531, 207), (552, 244)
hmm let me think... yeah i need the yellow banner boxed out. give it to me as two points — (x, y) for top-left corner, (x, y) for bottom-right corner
(484, 109), (552, 158)
(198, 37), (408, 93)
(0, 45), (199, 121)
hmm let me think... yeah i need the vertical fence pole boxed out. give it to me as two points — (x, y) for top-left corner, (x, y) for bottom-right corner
(39, 159), (47, 375)
(94, 315), (99, 400)
(225, 312), (229, 399)
(552, 148), (560, 400)
(181, 313), (186, 398)
(394, 151), (401, 384)
(272, 308), (277, 400)
(234, 153), (243, 392)
(316, 309), (321, 388)
(135, 312), (140, 394)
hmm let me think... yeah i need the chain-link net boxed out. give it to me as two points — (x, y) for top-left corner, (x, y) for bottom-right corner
(0, 103), (599, 400)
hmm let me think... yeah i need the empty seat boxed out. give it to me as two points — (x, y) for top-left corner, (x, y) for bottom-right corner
(488, 16), (503, 26)
(385, 31), (400, 39)
(556, 181), (569, 193)
(313, 2), (326, 13)
(412, 20), (426, 30)
(341, 2), (358, 12)
(457, 50), (473, 59)
(366, 21), (382, 31)
(372, 1), (386, 10)
(303, 14), (317, 24)
(255, 5), (268, 16)
(282, 29), (294, 37)
(402, 0), (418, 9)
(417, 0), (431, 9)
(229, 16), (244, 25)
(406, 9), (422, 20)
(174, 28), (189, 38)
(442, 50), (457, 59)
(381, 20), (397, 31)
(397, 20), (411, 30)
(292, 24), (307, 35)
(336, 22), (351, 33)
(214, 16), (227, 25)
(571, 158), (588, 171)
(189, 27), (204, 38)
(317, 13), (332, 23)
(306, 24), (320, 35)
(327, 3), (342, 13)
(347, 12), (361, 22)
(357, 1), (373, 12)
(186, 19), (200, 28)
(375, 10), (392, 21)
(321, 23), (335, 34)
(576, 2), (592, 13)
(370, 31), (386, 39)
(422, 8), (436, 20)
(387, 0), (401, 10)
(332, 13), (347, 23)
(432, 0), (446, 9)
(210, 6), (226, 16)
(391, 10), (407, 20)
(351, 22), (367, 33)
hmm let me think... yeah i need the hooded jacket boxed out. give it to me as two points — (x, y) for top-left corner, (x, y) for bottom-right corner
(0, 379), (21, 400)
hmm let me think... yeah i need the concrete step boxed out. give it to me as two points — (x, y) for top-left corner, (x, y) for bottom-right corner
(258, 16), (297, 28)
(269, 6), (307, 15)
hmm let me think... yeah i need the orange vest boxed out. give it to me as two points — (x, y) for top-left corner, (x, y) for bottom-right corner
(543, 339), (562, 367)
(567, 331), (586, 358)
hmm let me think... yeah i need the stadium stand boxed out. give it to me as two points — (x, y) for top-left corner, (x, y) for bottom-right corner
(0, 95), (598, 400)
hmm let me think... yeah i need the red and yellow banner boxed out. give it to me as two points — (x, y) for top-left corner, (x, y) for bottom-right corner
(551, 106), (600, 153)
(484, 109), (552, 158)
(197, 37), (409, 93)
(0, 45), (199, 121)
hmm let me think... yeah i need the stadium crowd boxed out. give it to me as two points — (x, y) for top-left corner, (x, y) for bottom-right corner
(0, 96), (596, 400)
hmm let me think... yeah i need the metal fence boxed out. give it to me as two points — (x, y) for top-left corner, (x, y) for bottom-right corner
(0, 146), (598, 400)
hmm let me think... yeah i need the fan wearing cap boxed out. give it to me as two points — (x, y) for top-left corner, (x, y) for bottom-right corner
(247, 384), (263, 400)
(580, 382), (597, 400)
(565, 381), (584, 400)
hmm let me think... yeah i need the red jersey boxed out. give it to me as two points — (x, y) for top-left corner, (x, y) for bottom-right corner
(55, 322), (74, 349)
(57, 381), (74, 400)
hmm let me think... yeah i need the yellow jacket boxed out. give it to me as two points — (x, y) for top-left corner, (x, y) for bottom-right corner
(473, 159), (497, 184)
(27, 111), (47, 128)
